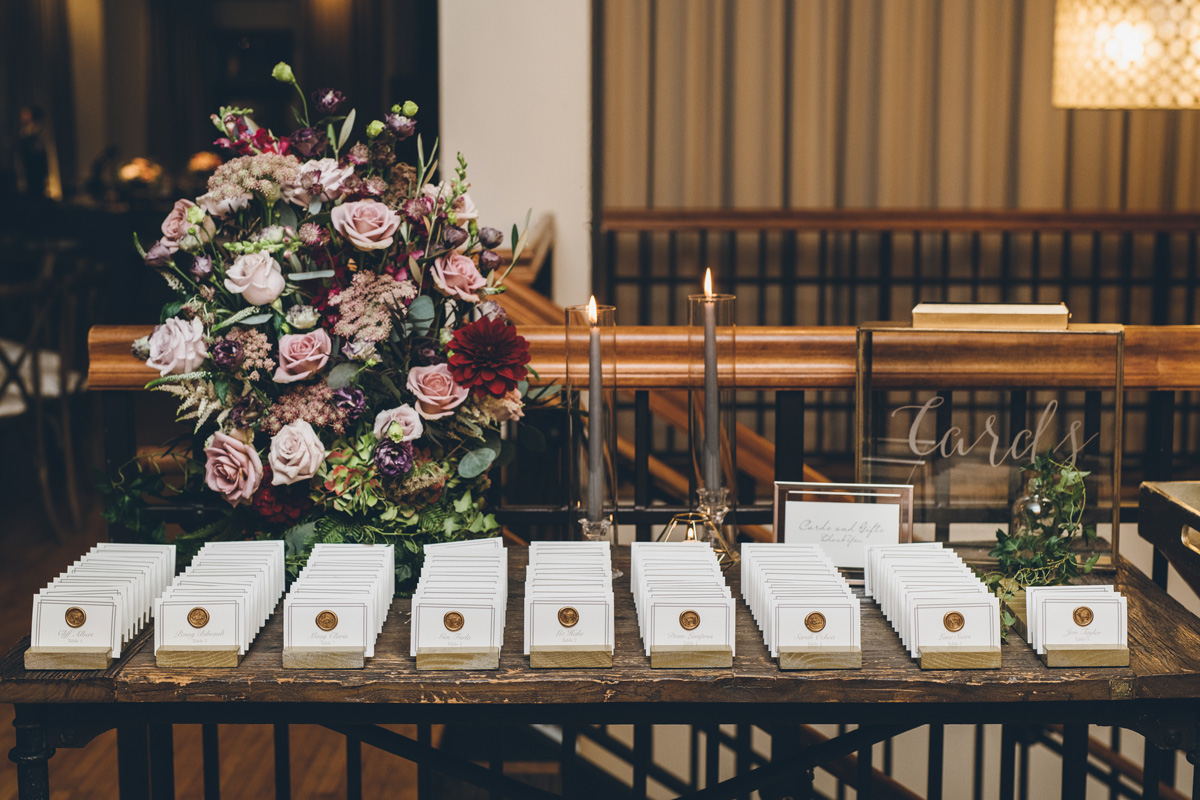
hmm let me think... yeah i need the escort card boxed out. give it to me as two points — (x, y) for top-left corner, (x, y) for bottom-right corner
(631, 542), (734, 660)
(524, 541), (613, 656)
(411, 538), (507, 660)
(1024, 585), (1126, 654)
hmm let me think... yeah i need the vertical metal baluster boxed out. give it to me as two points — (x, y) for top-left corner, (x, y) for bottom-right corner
(1061, 724), (1088, 800)
(635, 390), (651, 541)
(418, 724), (432, 799)
(1031, 231), (1042, 303)
(836, 723), (846, 800)
(927, 724), (944, 800)
(1153, 230), (1172, 325)
(667, 230), (679, 326)
(201, 724), (220, 800)
(637, 231), (652, 325)
(489, 730), (503, 800)
(934, 392), (953, 542)
(849, 231), (859, 322)
(775, 392), (805, 481)
(1188, 231), (1198, 324)
(782, 230), (798, 326)
(1018, 739), (1030, 800)
(633, 724), (651, 798)
(1060, 231), (1072, 314)
(970, 232), (982, 303)
(1108, 728), (1122, 800)
(1090, 232), (1102, 323)
(973, 724), (986, 800)
(999, 231), (1012, 302)
(706, 726), (720, 789)
(345, 736), (362, 800)
(118, 725), (152, 800)
(273, 724), (291, 800)
(605, 230), (618, 311)
(941, 231), (951, 302)
(1009, 391), (1028, 510)
(857, 738), (873, 800)
(690, 726), (701, 790)
(148, 724), (175, 800)
(882, 736), (893, 777)
(999, 725), (1016, 800)
(1150, 390), (1176, 587)
(1119, 231), (1134, 323)
(913, 231), (924, 305)
(878, 231), (893, 320)
(735, 724), (751, 799)
(561, 725), (577, 797)
(1143, 742), (1163, 800)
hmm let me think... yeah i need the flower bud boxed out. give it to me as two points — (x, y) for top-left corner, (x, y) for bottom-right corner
(385, 113), (416, 141)
(190, 255), (213, 279)
(185, 205), (206, 225)
(285, 304), (320, 330)
(366, 120), (385, 138)
(271, 62), (295, 83)
(311, 88), (347, 116)
(478, 226), (504, 249)
(402, 101), (418, 117)
(441, 225), (468, 250)
(479, 250), (502, 272)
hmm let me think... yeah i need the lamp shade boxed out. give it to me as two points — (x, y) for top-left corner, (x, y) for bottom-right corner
(1053, 0), (1200, 108)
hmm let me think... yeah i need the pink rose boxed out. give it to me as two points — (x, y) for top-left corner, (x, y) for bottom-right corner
(494, 388), (525, 422)
(161, 199), (215, 251)
(406, 363), (469, 419)
(285, 158), (356, 208)
(273, 328), (331, 383)
(331, 200), (401, 251)
(145, 317), (208, 376)
(373, 404), (424, 442)
(204, 432), (263, 507)
(198, 191), (250, 218)
(422, 182), (479, 221)
(268, 419), (325, 485)
(225, 252), (286, 306)
(431, 252), (486, 302)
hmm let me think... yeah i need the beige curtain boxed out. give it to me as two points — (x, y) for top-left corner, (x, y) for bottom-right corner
(602, 0), (1200, 211)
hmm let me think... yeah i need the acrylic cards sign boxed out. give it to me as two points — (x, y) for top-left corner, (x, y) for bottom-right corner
(773, 483), (913, 569)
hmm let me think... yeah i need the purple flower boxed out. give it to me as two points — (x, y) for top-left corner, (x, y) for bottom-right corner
(478, 227), (504, 250)
(332, 386), (366, 420)
(414, 343), (446, 366)
(144, 239), (176, 267)
(311, 88), (348, 116)
(479, 250), (501, 272)
(403, 196), (434, 221)
(478, 300), (507, 322)
(229, 394), (263, 428)
(289, 127), (328, 158)
(373, 438), (414, 478)
(442, 225), (467, 250)
(384, 113), (416, 140)
(210, 338), (245, 370)
(190, 255), (213, 279)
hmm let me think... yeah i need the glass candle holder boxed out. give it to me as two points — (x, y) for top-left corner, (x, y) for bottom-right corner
(566, 300), (617, 545)
(688, 283), (736, 526)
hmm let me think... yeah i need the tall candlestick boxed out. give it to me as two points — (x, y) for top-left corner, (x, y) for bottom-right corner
(703, 269), (721, 490)
(587, 296), (603, 522)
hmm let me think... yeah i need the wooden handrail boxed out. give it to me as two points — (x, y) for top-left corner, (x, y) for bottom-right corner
(88, 324), (1200, 392)
(603, 207), (1200, 234)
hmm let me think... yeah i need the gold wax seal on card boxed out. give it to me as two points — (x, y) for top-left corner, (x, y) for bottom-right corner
(187, 607), (210, 629)
(1073, 606), (1094, 627)
(558, 607), (579, 628)
(315, 610), (339, 631)
(444, 611), (465, 632)
(679, 610), (701, 630)
(943, 611), (966, 632)
(805, 612), (827, 633)
(64, 607), (86, 628)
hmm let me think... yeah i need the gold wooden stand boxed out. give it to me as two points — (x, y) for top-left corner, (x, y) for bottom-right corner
(529, 645), (612, 669)
(415, 647), (501, 670)
(779, 646), (862, 670)
(649, 645), (733, 669)
(156, 645), (242, 669)
(24, 646), (113, 671)
(281, 646), (365, 669)
(919, 646), (1002, 670)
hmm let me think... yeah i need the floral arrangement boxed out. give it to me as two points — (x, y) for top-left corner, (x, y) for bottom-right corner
(118, 63), (533, 588)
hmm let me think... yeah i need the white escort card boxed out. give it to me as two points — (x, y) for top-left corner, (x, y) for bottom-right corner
(154, 541), (285, 668)
(282, 543), (395, 669)
(866, 542), (1001, 669)
(524, 541), (614, 668)
(1023, 585), (1128, 667)
(741, 543), (862, 669)
(631, 541), (734, 668)
(411, 537), (507, 670)
(28, 543), (176, 670)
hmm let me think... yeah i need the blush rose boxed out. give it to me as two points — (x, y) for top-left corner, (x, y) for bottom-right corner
(273, 328), (331, 383)
(225, 252), (286, 306)
(331, 200), (401, 251)
(431, 252), (486, 302)
(204, 431), (263, 507)
(161, 199), (215, 252)
(373, 404), (424, 442)
(268, 419), (325, 485)
(146, 317), (209, 376)
(406, 364), (469, 419)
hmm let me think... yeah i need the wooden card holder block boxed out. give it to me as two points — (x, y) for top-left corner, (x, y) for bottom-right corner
(24, 646), (113, 671)
(416, 647), (500, 671)
(1041, 644), (1130, 668)
(529, 645), (613, 669)
(779, 646), (862, 670)
(919, 646), (1002, 670)
(156, 645), (242, 669)
(282, 646), (365, 670)
(1002, 591), (1032, 642)
(649, 645), (733, 669)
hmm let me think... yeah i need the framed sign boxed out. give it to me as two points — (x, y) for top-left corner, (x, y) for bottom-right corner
(773, 482), (914, 569)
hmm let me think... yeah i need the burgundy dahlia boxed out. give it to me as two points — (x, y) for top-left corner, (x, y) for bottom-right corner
(447, 316), (531, 397)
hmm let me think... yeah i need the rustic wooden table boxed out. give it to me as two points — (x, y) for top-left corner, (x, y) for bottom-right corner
(3, 547), (1200, 800)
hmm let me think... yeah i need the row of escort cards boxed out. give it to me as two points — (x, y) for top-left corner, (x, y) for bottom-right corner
(26, 539), (1128, 671)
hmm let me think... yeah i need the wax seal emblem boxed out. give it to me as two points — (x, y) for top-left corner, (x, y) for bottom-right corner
(943, 611), (966, 632)
(679, 610), (701, 630)
(558, 607), (579, 628)
(1073, 606), (1094, 627)
(315, 610), (338, 631)
(187, 607), (210, 629)
(444, 611), (465, 632)
(64, 607), (86, 629)
(805, 612), (827, 633)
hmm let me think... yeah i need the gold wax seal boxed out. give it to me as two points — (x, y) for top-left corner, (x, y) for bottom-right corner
(1073, 606), (1094, 627)
(805, 612), (827, 633)
(187, 607), (210, 629)
(558, 607), (579, 628)
(315, 610), (339, 631)
(64, 607), (86, 629)
(943, 611), (966, 632)
(679, 610), (701, 630)
(444, 611), (465, 632)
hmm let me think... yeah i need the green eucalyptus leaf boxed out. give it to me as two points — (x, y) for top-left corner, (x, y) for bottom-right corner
(240, 313), (273, 325)
(403, 295), (435, 337)
(287, 269), (336, 281)
(326, 362), (360, 390)
(457, 448), (496, 479)
(278, 204), (299, 229)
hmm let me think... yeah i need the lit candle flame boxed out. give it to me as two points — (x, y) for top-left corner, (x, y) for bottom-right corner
(704, 268), (713, 299)
(587, 295), (598, 325)
(686, 524), (696, 541)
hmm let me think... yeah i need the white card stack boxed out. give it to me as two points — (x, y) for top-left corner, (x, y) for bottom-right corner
(1024, 585), (1127, 657)
(524, 541), (614, 661)
(283, 543), (395, 664)
(866, 542), (1000, 665)
(154, 541), (285, 658)
(631, 541), (735, 664)
(30, 543), (175, 662)
(741, 543), (861, 661)
(411, 538), (507, 667)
